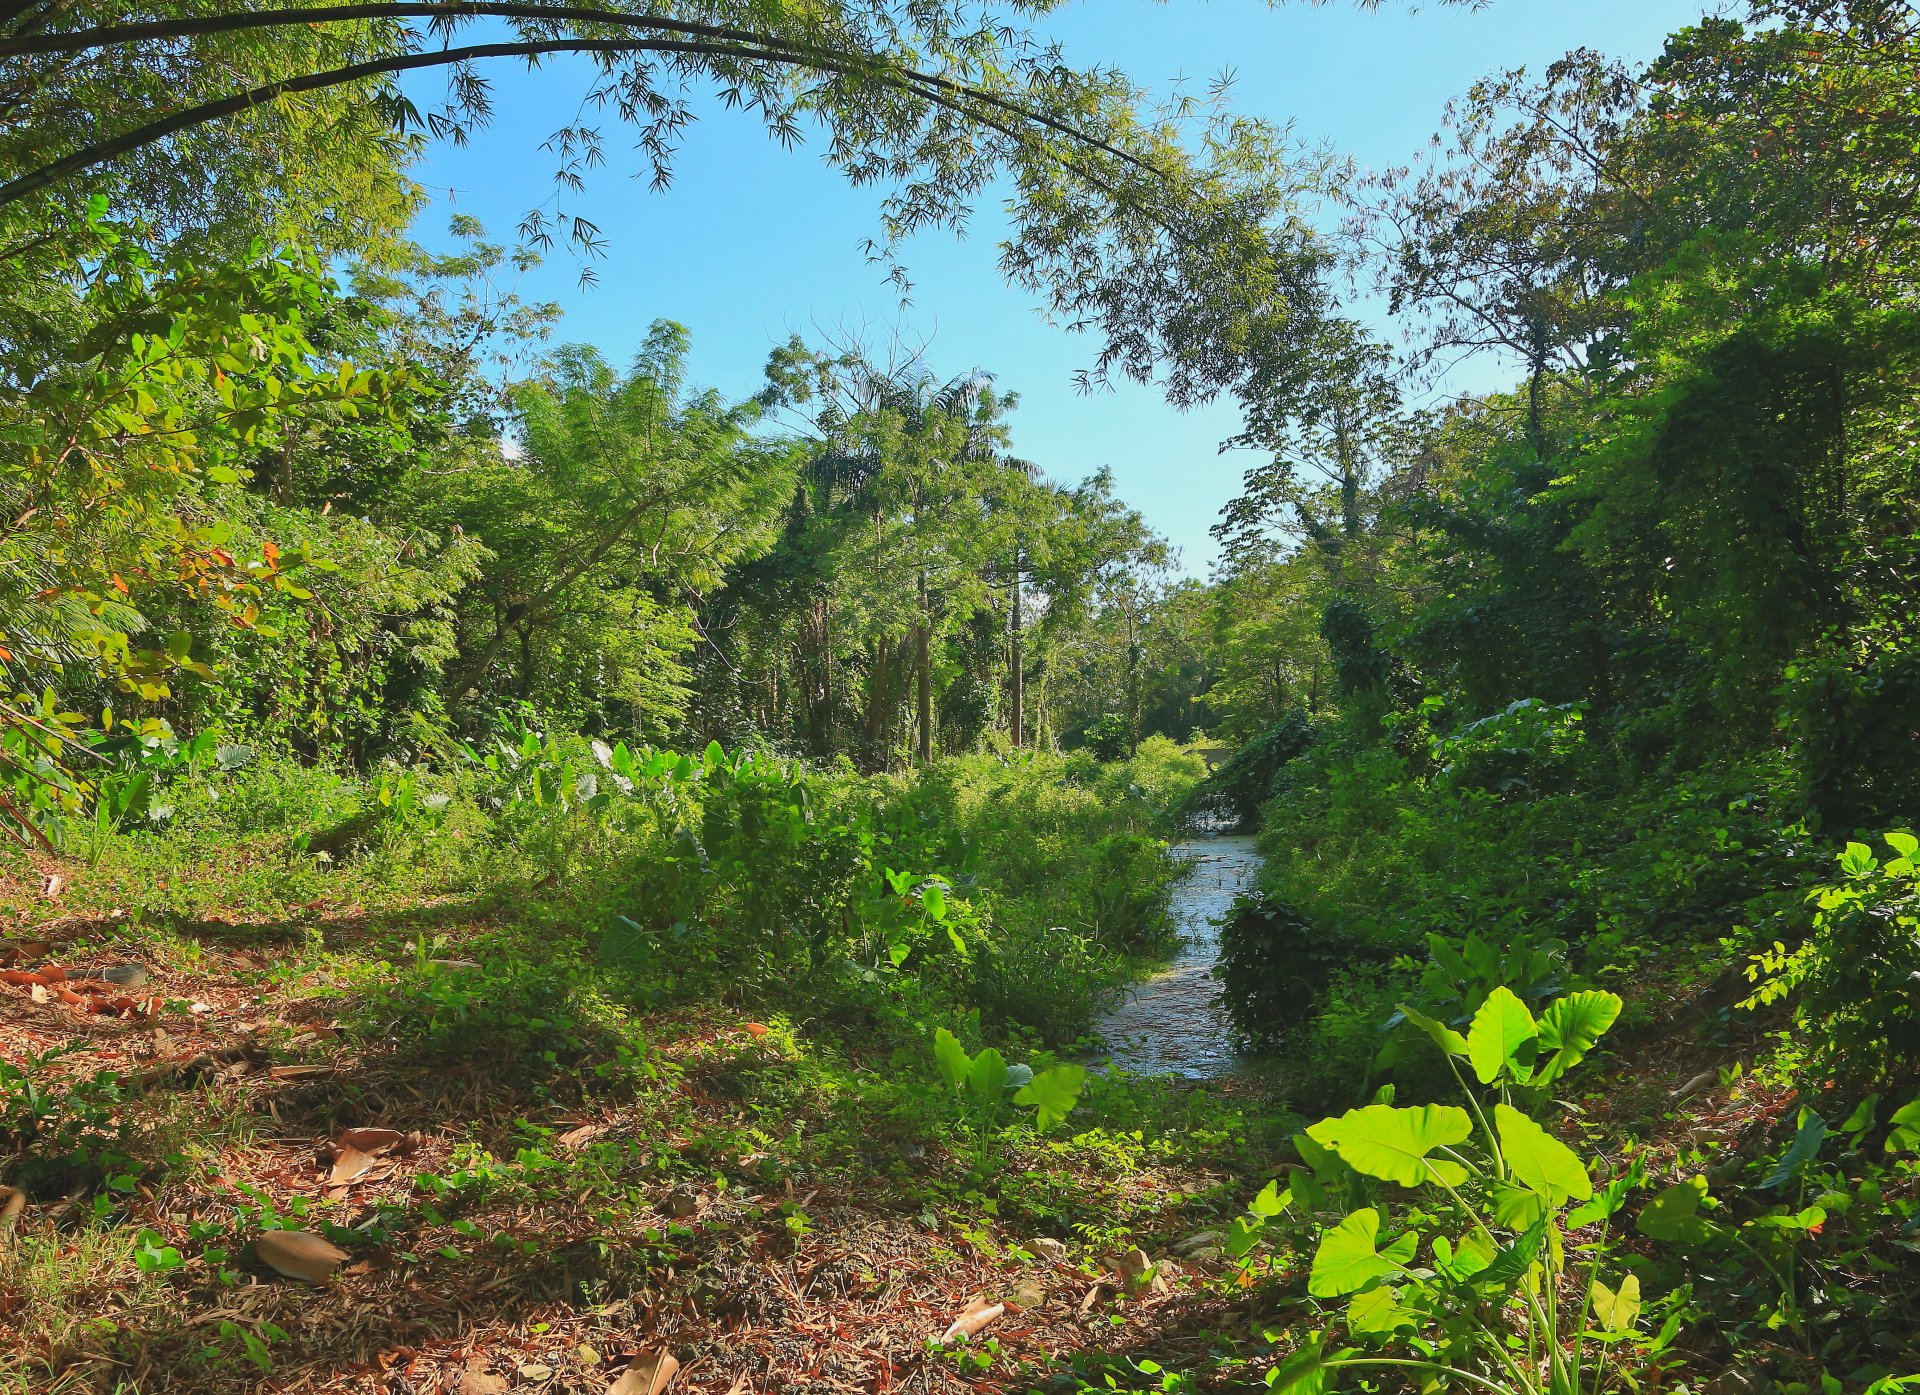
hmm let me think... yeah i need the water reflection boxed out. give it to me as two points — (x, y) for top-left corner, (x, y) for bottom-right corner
(1093, 830), (1262, 1078)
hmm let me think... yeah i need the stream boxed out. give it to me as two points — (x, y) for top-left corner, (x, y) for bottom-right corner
(1094, 830), (1262, 1078)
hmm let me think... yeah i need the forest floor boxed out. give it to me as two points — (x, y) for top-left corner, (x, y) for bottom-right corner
(0, 849), (1816, 1395)
(0, 848), (1294, 1395)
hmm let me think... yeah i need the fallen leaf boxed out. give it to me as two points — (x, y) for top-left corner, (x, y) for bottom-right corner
(329, 1146), (375, 1184)
(938, 1299), (1003, 1344)
(269, 1065), (332, 1080)
(0, 1186), (25, 1234)
(743, 1022), (770, 1038)
(255, 1229), (349, 1283)
(610, 1349), (680, 1395)
(41, 874), (62, 899)
(559, 1124), (603, 1150)
(519, 1364), (555, 1382)
(458, 1363), (511, 1395)
(337, 1127), (406, 1155)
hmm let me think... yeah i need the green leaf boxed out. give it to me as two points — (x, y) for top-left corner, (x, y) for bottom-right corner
(1533, 990), (1622, 1085)
(1309, 1104), (1472, 1189)
(1477, 1213), (1549, 1288)
(1589, 1273), (1642, 1333)
(1396, 1003), (1468, 1057)
(1566, 1171), (1636, 1229)
(1840, 1093), (1880, 1136)
(1761, 1109), (1828, 1189)
(1346, 1284), (1415, 1334)
(1308, 1209), (1415, 1297)
(1467, 986), (1539, 1084)
(1490, 1182), (1549, 1231)
(1265, 1333), (1352, 1395)
(1886, 831), (1918, 860)
(1013, 1064), (1086, 1130)
(966, 1047), (1009, 1104)
(1496, 1103), (1592, 1206)
(922, 884), (948, 920)
(1636, 1176), (1718, 1245)
(1885, 1098), (1920, 1153)
(933, 1027), (971, 1091)
(1431, 1229), (1495, 1282)
(1249, 1179), (1291, 1219)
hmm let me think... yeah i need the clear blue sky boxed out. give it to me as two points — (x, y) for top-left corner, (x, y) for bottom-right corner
(404, 0), (1705, 574)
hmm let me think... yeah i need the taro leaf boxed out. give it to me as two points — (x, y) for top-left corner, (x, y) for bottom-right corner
(933, 1027), (972, 1091)
(1346, 1284), (1415, 1335)
(1266, 1332), (1353, 1395)
(1761, 1109), (1828, 1189)
(1468, 986), (1539, 1084)
(1636, 1176), (1718, 1245)
(1566, 1171), (1636, 1229)
(922, 884), (948, 921)
(1013, 1064), (1086, 1130)
(1309, 1104), (1472, 1189)
(1533, 990), (1623, 1085)
(1496, 1103), (1592, 1206)
(256, 1228), (348, 1283)
(1840, 1094), (1880, 1137)
(1396, 1003), (1468, 1058)
(966, 1047), (1009, 1104)
(1476, 1213), (1549, 1288)
(1005, 1063), (1034, 1090)
(1308, 1208), (1417, 1297)
(1589, 1273), (1642, 1333)
(1249, 1179), (1291, 1219)
(1432, 1230), (1495, 1282)
(1491, 1181), (1549, 1231)
(1887, 1098), (1920, 1154)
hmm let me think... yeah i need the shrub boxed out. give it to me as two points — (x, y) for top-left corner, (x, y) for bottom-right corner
(1745, 831), (1920, 1083)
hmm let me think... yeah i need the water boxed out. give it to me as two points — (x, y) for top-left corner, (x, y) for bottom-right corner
(1094, 831), (1262, 1078)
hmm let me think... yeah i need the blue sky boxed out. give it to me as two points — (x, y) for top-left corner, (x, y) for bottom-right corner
(404, 0), (1705, 574)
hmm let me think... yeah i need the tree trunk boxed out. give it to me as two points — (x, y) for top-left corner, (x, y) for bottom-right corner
(1125, 606), (1141, 758)
(1009, 559), (1024, 748)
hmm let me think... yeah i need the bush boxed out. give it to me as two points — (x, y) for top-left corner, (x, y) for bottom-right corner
(1746, 831), (1920, 1083)
(1216, 890), (1394, 1052)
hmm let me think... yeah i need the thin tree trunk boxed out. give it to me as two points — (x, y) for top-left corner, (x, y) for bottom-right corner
(1009, 558), (1024, 747)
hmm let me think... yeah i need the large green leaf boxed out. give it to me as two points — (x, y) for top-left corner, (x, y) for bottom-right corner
(1589, 1273), (1642, 1334)
(1888, 1098), (1920, 1153)
(1013, 1064), (1086, 1130)
(1636, 1175), (1718, 1245)
(1307, 1208), (1416, 1297)
(966, 1046), (1009, 1104)
(1496, 1103), (1592, 1206)
(933, 1027), (972, 1091)
(1468, 986), (1539, 1084)
(1265, 1333), (1353, 1395)
(1345, 1285), (1415, 1335)
(1533, 991), (1623, 1084)
(1761, 1108), (1828, 1189)
(1309, 1104), (1471, 1189)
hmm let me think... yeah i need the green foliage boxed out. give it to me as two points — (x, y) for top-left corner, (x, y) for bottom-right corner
(1744, 832), (1920, 1083)
(1271, 988), (1662, 1395)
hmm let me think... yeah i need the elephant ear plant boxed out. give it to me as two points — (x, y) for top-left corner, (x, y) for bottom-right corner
(932, 1027), (1087, 1164)
(1269, 986), (1680, 1395)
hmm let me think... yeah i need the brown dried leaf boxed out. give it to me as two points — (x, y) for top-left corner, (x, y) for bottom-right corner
(255, 1229), (349, 1283)
(269, 1064), (332, 1080)
(458, 1363), (511, 1395)
(329, 1145), (375, 1184)
(609, 1349), (680, 1395)
(337, 1127), (406, 1155)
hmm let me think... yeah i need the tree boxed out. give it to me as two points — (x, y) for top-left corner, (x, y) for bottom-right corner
(0, 2), (1339, 414)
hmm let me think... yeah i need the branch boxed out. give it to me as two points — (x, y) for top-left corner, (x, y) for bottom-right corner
(0, 2), (1164, 204)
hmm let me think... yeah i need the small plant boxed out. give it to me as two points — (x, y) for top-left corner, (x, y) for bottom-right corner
(1269, 985), (1674, 1395)
(930, 1026), (1087, 1161)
